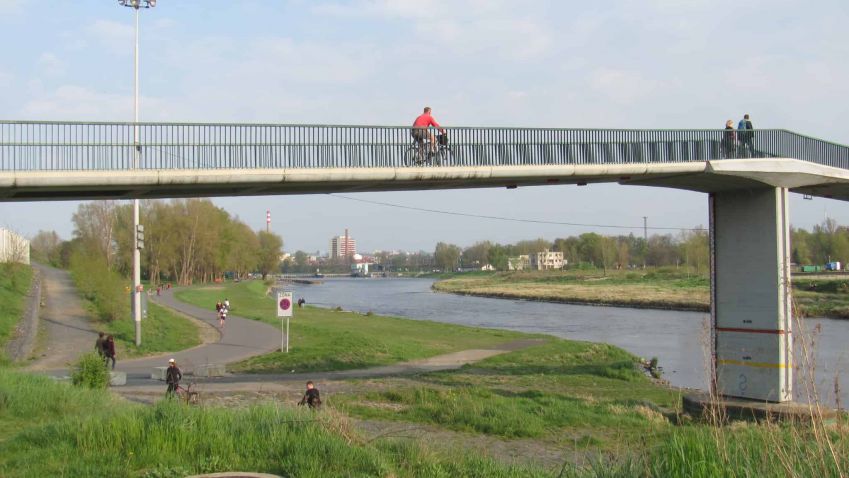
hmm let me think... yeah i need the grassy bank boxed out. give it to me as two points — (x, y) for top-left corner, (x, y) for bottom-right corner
(434, 269), (849, 318)
(0, 263), (33, 360)
(0, 369), (547, 477)
(433, 269), (711, 311)
(175, 280), (529, 373)
(102, 302), (202, 359)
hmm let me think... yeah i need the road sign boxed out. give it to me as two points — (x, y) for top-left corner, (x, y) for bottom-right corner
(277, 291), (293, 317)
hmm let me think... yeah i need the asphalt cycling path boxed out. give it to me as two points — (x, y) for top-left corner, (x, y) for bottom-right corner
(117, 289), (280, 377)
(26, 264), (99, 370)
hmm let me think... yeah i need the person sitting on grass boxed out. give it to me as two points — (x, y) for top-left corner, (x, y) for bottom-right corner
(298, 381), (322, 410)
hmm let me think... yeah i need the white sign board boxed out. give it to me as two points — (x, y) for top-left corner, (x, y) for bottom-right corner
(277, 291), (293, 317)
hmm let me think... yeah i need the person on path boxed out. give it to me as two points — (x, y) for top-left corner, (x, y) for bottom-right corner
(298, 297), (306, 308)
(722, 120), (737, 159)
(103, 335), (116, 370)
(224, 298), (230, 311)
(411, 106), (446, 154)
(737, 113), (754, 158)
(298, 381), (322, 409)
(165, 358), (182, 397)
(219, 308), (227, 329)
(94, 332), (106, 358)
(215, 301), (222, 313)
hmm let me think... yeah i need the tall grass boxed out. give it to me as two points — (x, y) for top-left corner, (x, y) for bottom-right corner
(0, 369), (548, 477)
(0, 263), (33, 358)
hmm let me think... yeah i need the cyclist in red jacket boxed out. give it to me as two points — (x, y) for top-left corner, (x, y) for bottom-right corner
(412, 107), (446, 155)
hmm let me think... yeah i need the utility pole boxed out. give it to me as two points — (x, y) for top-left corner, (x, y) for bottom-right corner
(120, 0), (156, 347)
(643, 216), (648, 269)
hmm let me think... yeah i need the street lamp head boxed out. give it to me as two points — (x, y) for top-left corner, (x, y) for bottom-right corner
(119, 0), (156, 8)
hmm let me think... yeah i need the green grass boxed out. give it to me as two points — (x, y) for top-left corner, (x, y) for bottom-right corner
(0, 368), (548, 478)
(335, 339), (680, 449)
(175, 280), (530, 373)
(99, 302), (201, 359)
(0, 263), (33, 362)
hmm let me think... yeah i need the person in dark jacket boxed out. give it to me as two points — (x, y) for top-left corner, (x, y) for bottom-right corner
(298, 381), (321, 409)
(165, 358), (182, 397)
(722, 120), (737, 159)
(95, 332), (106, 357)
(104, 335), (117, 370)
(737, 113), (754, 158)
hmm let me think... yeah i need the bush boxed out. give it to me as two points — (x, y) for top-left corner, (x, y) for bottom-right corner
(68, 250), (127, 322)
(71, 352), (109, 389)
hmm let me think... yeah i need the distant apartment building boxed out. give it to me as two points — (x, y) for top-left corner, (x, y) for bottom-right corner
(529, 250), (565, 270)
(329, 233), (357, 259)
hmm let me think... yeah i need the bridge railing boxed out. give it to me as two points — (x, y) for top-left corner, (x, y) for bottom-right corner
(0, 122), (847, 171)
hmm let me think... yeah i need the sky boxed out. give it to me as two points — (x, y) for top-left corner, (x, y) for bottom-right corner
(1, 0), (849, 253)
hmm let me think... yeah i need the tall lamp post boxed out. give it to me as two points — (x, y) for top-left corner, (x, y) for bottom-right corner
(120, 0), (155, 346)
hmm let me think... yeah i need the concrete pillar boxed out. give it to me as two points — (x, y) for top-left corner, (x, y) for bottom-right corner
(710, 187), (792, 402)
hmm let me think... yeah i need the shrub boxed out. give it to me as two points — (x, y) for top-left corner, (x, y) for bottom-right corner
(71, 352), (110, 389)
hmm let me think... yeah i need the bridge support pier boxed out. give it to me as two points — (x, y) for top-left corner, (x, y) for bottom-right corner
(710, 187), (792, 402)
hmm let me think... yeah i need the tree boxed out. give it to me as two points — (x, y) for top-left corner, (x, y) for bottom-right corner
(72, 201), (119, 268)
(30, 230), (63, 265)
(434, 242), (461, 272)
(462, 241), (492, 268)
(487, 244), (509, 270)
(257, 230), (284, 279)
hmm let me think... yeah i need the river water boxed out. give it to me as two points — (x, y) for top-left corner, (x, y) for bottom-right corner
(293, 277), (849, 406)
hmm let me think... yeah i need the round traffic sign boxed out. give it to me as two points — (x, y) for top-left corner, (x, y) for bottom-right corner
(279, 298), (291, 310)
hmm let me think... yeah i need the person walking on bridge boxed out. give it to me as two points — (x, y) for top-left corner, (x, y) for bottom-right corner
(722, 120), (737, 159)
(737, 114), (754, 158)
(412, 107), (446, 155)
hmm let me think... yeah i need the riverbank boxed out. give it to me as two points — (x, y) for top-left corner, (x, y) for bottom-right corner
(432, 269), (849, 318)
(432, 269), (710, 312)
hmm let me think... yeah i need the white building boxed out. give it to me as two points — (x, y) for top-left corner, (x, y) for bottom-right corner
(529, 250), (565, 270)
(507, 255), (530, 271)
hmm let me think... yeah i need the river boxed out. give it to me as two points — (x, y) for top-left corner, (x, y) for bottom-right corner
(293, 277), (849, 406)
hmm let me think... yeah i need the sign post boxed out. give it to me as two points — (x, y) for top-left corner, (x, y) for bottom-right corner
(276, 291), (293, 353)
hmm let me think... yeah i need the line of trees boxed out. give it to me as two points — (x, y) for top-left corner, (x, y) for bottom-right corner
(437, 230), (711, 273)
(31, 198), (284, 286)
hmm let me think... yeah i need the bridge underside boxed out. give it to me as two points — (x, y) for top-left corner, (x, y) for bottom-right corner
(1, 158), (849, 202)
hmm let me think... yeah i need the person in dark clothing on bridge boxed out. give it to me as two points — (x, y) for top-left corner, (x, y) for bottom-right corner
(298, 381), (321, 409)
(737, 113), (754, 158)
(722, 120), (737, 159)
(165, 358), (182, 397)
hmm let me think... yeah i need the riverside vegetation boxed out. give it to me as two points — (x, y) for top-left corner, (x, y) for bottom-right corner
(433, 268), (849, 319)
(1, 276), (847, 476)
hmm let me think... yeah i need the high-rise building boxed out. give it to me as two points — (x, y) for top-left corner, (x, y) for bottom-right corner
(329, 231), (357, 259)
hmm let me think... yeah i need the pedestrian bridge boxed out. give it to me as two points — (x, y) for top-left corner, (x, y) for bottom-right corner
(4, 120), (849, 404)
(0, 121), (848, 201)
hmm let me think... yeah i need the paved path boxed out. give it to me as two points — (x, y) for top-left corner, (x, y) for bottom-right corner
(117, 289), (281, 376)
(26, 264), (97, 370)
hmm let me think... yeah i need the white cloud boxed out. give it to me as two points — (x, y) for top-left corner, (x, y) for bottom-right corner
(38, 52), (66, 77)
(85, 19), (134, 54)
(19, 84), (167, 121)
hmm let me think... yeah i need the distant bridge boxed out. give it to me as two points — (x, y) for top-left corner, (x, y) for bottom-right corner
(4, 120), (849, 404)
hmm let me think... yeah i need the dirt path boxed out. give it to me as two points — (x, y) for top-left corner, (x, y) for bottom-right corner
(25, 264), (97, 370)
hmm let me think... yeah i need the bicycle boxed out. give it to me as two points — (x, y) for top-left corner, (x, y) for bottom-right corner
(174, 382), (200, 405)
(404, 133), (454, 166)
